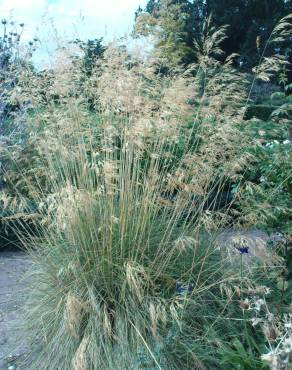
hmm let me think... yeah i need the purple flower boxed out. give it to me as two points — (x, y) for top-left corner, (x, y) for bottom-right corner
(236, 247), (249, 254)
(176, 282), (195, 295)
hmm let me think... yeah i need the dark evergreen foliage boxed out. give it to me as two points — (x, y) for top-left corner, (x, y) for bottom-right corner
(135, 0), (292, 71)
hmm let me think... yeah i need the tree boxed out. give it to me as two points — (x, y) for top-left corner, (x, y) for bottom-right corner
(0, 19), (36, 130)
(134, 0), (292, 71)
(205, 0), (292, 69)
(134, 0), (205, 67)
(72, 38), (105, 75)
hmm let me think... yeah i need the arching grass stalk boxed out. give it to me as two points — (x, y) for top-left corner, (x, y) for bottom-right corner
(19, 113), (248, 370)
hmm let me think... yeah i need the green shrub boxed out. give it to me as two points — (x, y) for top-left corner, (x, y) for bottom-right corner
(233, 119), (292, 234)
(244, 105), (278, 121)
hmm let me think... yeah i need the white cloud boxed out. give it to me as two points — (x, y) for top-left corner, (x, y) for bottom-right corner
(0, 0), (147, 67)
(0, 0), (147, 37)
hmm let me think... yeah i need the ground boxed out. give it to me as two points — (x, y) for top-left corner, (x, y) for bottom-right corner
(0, 251), (31, 370)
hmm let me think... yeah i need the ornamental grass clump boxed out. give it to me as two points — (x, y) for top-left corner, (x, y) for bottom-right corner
(6, 14), (292, 370)
(17, 49), (248, 367)
(23, 114), (243, 369)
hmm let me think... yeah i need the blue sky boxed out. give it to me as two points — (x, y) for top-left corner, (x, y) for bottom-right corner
(0, 0), (147, 67)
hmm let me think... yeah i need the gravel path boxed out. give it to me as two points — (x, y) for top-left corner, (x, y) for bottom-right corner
(0, 251), (31, 370)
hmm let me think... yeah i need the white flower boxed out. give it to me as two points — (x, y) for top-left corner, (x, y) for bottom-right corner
(283, 337), (292, 354)
(283, 140), (291, 145)
(263, 286), (271, 295)
(267, 313), (275, 322)
(273, 140), (279, 145)
(254, 298), (265, 311)
(250, 317), (262, 326)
